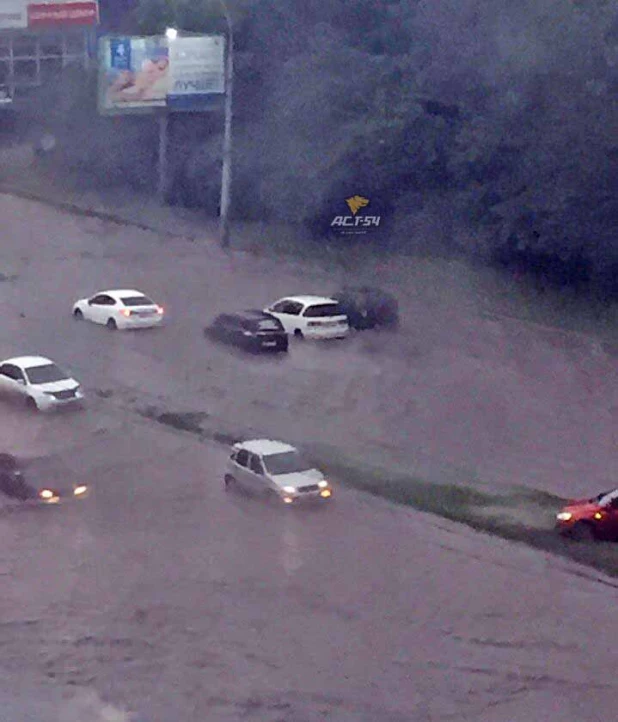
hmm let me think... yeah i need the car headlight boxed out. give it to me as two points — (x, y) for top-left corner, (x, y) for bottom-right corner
(282, 486), (296, 494)
(318, 480), (329, 489)
(39, 489), (54, 499)
(73, 485), (88, 496)
(556, 512), (573, 521)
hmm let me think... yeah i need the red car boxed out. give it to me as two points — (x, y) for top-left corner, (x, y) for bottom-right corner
(556, 489), (618, 541)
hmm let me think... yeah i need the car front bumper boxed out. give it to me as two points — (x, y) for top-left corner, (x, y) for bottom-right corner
(37, 390), (85, 411)
(280, 489), (333, 505)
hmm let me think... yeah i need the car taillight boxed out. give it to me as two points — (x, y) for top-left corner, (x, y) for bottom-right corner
(157, 306), (164, 314)
(121, 309), (131, 317)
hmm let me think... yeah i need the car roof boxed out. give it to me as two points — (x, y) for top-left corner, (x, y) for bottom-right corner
(101, 289), (146, 298)
(2, 355), (54, 368)
(233, 439), (297, 456)
(276, 295), (338, 306)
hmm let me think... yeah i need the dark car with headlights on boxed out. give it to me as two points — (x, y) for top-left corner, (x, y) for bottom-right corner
(332, 286), (399, 330)
(0, 453), (88, 504)
(206, 310), (288, 352)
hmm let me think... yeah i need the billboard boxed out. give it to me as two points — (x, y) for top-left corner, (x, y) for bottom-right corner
(98, 35), (225, 115)
(0, 0), (98, 29)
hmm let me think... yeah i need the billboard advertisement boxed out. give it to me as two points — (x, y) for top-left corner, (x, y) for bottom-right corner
(100, 36), (169, 111)
(98, 34), (225, 115)
(0, 0), (98, 29)
(167, 36), (225, 110)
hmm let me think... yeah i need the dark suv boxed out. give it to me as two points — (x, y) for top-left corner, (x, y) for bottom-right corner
(332, 286), (399, 330)
(206, 310), (289, 352)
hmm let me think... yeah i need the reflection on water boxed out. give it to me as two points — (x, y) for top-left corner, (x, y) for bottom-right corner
(281, 521), (303, 576)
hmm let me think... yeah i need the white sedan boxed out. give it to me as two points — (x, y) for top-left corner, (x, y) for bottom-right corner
(0, 356), (84, 411)
(72, 289), (164, 330)
(264, 295), (349, 339)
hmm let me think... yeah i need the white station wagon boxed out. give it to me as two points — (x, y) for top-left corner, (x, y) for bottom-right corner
(264, 295), (349, 339)
(72, 289), (164, 330)
(225, 439), (333, 505)
(0, 356), (84, 411)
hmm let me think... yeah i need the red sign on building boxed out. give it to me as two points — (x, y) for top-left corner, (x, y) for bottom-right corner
(27, 1), (99, 27)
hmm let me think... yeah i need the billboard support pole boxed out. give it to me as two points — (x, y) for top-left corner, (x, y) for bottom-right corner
(157, 113), (169, 203)
(219, 3), (233, 248)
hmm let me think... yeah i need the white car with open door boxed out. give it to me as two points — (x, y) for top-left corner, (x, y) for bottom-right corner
(72, 289), (164, 330)
(0, 356), (84, 411)
(263, 295), (349, 339)
(225, 439), (333, 505)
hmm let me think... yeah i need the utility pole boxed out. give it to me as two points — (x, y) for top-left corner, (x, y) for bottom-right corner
(219, 1), (233, 248)
(157, 113), (169, 203)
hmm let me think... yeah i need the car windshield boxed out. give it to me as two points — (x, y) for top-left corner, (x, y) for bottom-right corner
(263, 451), (313, 475)
(597, 490), (618, 505)
(121, 296), (155, 307)
(25, 363), (68, 385)
(303, 303), (342, 318)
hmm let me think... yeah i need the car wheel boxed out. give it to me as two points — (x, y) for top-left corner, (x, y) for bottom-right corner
(294, 329), (304, 339)
(106, 318), (117, 330)
(224, 474), (235, 490)
(570, 522), (596, 542)
(73, 308), (83, 320)
(26, 396), (39, 412)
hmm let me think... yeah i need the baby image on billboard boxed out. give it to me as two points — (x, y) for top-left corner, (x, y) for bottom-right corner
(102, 36), (169, 109)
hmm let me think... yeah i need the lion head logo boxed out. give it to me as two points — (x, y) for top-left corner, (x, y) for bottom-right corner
(345, 195), (370, 216)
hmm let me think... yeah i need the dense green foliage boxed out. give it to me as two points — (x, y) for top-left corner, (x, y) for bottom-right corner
(32, 0), (618, 291)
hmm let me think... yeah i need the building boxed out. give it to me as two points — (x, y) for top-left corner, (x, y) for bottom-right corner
(0, 0), (99, 107)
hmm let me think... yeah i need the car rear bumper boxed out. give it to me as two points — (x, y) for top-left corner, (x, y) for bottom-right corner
(118, 315), (163, 330)
(252, 335), (288, 351)
(303, 325), (349, 339)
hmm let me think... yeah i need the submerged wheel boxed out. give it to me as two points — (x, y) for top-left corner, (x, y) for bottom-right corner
(293, 329), (304, 339)
(224, 474), (235, 490)
(106, 318), (117, 330)
(73, 308), (83, 320)
(26, 396), (38, 412)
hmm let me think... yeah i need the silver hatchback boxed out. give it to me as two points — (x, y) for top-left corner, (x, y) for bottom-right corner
(224, 439), (333, 505)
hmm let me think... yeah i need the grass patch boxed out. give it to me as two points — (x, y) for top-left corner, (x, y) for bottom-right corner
(305, 442), (618, 579)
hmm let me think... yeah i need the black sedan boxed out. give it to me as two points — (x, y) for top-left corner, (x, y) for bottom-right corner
(0, 453), (89, 504)
(206, 310), (289, 352)
(332, 286), (399, 330)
